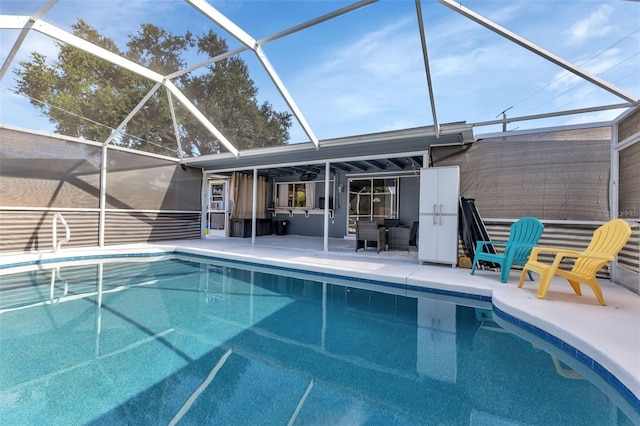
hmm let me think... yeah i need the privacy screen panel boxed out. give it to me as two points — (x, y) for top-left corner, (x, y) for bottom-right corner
(106, 149), (201, 211)
(431, 126), (611, 221)
(0, 128), (101, 208)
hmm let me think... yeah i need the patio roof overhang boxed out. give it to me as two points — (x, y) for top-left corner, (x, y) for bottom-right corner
(184, 121), (474, 178)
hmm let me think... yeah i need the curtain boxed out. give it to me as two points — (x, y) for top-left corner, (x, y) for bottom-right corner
(277, 184), (290, 207)
(305, 183), (315, 208)
(230, 172), (267, 220)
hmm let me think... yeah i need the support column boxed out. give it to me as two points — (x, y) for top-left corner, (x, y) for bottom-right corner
(252, 168), (258, 245)
(324, 162), (330, 252)
(98, 144), (107, 247)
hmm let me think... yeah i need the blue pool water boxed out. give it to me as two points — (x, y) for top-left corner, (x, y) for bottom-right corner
(0, 255), (636, 425)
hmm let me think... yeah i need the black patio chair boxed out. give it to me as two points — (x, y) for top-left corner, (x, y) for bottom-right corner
(388, 221), (419, 252)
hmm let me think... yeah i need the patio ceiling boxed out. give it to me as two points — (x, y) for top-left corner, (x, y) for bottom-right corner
(183, 121), (474, 178)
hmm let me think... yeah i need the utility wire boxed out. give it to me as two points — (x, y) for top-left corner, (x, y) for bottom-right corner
(553, 65), (640, 112)
(500, 27), (640, 116)
(526, 52), (640, 113)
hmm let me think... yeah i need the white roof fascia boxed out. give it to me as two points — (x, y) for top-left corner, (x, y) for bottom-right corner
(166, 89), (184, 159)
(437, 0), (639, 106)
(104, 82), (162, 146)
(164, 79), (240, 157)
(32, 20), (164, 83)
(415, 0), (439, 137)
(254, 46), (320, 149)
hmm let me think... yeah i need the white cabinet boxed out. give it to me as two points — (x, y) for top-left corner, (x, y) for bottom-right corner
(418, 166), (460, 266)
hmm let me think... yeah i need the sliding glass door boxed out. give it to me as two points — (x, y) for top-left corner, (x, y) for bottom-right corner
(347, 177), (398, 234)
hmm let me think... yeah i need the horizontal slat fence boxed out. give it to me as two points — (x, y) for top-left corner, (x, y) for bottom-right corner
(0, 210), (99, 253)
(618, 222), (640, 274)
(104, 211), (201, 245)
(463, 220), (640, 281)
(0, 210), (201, 253)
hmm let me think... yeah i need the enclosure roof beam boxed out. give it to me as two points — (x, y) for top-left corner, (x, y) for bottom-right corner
(165, 80), (239, 157)
(186, 0), (320, 149)
(470, 103), (632, 128)
(104, 83), (162, 146)
(166, 89), (183, 159)
(254, 46), (320, 149)
(32, 20), (164, 83)
(437, 0), (639, 106)
(23, 18), (240, 156)
(257, 1), (377, 45)
(0, 0), (57, 80)
(414, 0), (439, 137)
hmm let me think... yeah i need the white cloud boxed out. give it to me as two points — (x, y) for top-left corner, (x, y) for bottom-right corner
(289, 16), (429, 133)
(316, 17), (419, 80)
(565, 4), (614, 45)
(485, 3), (524, 24)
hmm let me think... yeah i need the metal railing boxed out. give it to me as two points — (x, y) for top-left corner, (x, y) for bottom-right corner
(52, 213), (71, 252)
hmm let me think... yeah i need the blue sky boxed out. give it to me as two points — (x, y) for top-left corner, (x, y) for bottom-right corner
(1, 0), (639, 146)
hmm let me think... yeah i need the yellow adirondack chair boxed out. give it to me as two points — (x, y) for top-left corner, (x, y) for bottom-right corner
(517, 219), (632, 306)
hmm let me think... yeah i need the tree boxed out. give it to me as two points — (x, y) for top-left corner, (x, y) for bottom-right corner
(14, 20), (292, 156)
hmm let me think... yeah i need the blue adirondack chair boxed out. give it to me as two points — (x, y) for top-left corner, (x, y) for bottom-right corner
(470, 217), (544, 283)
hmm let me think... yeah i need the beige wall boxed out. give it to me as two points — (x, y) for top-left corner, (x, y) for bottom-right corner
(432, 126), (611, 221)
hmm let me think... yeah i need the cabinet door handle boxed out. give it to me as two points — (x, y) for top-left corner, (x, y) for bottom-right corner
(433, 204), (437, 225)
(439, 204), (443, 225)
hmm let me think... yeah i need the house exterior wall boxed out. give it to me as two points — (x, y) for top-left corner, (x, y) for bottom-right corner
(265, 172), (420, 238)
(266, 173), (345, 238)
(398, 174), (420, 226)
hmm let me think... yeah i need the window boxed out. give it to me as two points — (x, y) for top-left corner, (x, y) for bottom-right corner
(274, 181), (333, 209)
(348, 177), (398, 233)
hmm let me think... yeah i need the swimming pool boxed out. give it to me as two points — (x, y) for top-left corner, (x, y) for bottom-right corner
(0, 254), (637, 425)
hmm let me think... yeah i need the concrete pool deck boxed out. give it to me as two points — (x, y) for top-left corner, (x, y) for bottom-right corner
(1, 234), (638, 417)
